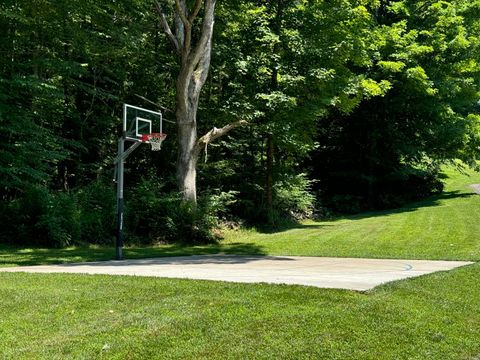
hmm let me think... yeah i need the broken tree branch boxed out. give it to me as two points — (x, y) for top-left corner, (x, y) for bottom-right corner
(196, 120), (248, 151)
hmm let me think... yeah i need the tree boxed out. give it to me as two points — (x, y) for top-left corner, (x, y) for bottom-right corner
(198, 0), (383, 222)
(310, 0), (480, 211)
(156, 0), (247, 204)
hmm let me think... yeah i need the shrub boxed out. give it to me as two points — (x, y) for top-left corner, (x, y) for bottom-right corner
(36, 191), (81, 247)
(329, 194), (365, 214)
(76, 182), (116, 245)
(273, 173), (316, 220)
(6, 186), (80, 247)
(126, 179), (235, 244)
(0, 182), (116, 247)
(162, 198), (218, 244)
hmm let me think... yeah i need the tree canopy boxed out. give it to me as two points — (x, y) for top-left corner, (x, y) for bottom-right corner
(0, 0), (479, 245)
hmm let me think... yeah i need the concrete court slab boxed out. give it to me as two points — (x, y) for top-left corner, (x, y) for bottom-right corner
(0, 255), (473, 291)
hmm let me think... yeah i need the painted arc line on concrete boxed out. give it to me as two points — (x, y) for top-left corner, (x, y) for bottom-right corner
(0, 255), (473, 291)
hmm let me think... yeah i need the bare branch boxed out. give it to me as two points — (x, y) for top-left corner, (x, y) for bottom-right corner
(189, 0), (203, 23)
(196, 120), (248, 149)
(172, 0), (194, 61)
(176, 0), (215, 95)
(188, 0), (216, 70)
(174, 12), (185, 49)
(191, 36), (212, 96)
(175, 0), (191, 27)
(155, 2), (180, 56)
(183, 25), (192, 60)
(133, 94), (176, 120)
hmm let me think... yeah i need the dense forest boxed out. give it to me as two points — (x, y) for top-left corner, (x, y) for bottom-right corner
(1, 0), (479, 247)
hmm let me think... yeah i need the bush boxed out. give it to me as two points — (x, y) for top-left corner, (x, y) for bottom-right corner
(76, 182), (116, 245)
(162, 199), (218, 244)
(0, 178), (236, 247)
(273, 173), (316, 221)
(227, 172), (316, 226)
(0, 182), (116, 247)
(36, 191), (81, 247)
(126, 179), (236, 244)
(3, 186), (78, 247)
(329, 194), (365, 214)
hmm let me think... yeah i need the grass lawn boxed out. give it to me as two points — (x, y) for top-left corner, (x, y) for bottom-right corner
(220, 166), (480, 261)
(1, 265), (479, 359)
(0, 167), (479, 359)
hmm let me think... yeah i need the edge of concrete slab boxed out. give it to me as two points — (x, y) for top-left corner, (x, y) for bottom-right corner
(0, 255), (475, 291)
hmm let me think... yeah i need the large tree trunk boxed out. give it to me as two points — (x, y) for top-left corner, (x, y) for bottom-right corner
(157, 0), (247, 204)
(174, 54), (205, 203)
(176, 107), (198, 203)
(158, 0), (216, 204)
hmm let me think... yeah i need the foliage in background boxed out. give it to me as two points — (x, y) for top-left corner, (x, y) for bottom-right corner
(0, 182), (115, 247)
(0, 0), (479, 246)
(310, 0), (480, 211)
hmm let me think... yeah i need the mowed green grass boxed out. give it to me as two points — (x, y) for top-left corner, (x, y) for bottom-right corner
(1, 265), (479, 360)
(1, 167), (480, 359)
(221, 167), (480, 261)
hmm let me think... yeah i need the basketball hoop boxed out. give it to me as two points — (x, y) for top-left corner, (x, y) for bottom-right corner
(141, 132), (167, 151)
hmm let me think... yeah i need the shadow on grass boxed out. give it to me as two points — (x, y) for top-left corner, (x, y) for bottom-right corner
(126, 242), (266, 257)
(255, 190), (474, 234)
(255, 223), (333, 234)
(0, 242), (266, 267)
(343, 190), (474, 222)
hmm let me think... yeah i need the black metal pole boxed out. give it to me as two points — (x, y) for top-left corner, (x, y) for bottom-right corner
(115, 138), (125, 260)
